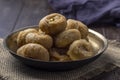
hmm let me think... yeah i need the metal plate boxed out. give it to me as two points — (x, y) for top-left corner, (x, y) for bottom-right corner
(4, 25), (108, 71)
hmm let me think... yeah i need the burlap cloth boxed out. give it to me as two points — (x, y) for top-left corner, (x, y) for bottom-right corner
(0, 39), (120, 80)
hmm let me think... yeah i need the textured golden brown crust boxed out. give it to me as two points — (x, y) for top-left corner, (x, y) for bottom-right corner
(66, 19), (88, 39)
(67, 39), (94, 60)
(77, 21), (88, 39)
(17, 43), (50, 61)
(38, 29), (45, 34)
(55, 29), (81, 48)
(66, 19), (79, 30)
(25, 32), (53, 49)
(17, 28), (38, 47)
(39, 13), (67, 35)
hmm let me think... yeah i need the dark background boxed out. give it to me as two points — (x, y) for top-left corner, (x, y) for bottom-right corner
(0, 0), (120, 80)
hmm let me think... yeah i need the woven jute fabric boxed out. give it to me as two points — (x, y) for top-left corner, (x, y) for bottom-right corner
(0, 39), (120, 80)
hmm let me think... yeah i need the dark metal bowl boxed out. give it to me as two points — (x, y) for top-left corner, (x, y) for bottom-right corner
(4, 25), (108, 71)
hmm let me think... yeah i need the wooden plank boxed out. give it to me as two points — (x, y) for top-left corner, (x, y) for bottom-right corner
(0, 0), (22, 38)
(103, 26), (120, 41)
(14, 0), (53, 30)
(89, 24), (106, 38)
(90, 26), (105, 36)
(90, 25), (120, 41)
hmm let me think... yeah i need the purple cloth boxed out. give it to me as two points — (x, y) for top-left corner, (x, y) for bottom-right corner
(48, 0), (120, 27)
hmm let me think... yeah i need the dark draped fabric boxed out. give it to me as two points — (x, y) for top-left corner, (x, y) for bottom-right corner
(48, 0), (120, 27)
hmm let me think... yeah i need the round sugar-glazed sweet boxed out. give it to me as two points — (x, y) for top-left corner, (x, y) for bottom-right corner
(17, 28), (38, 47)
(67, 39), (94, 60)
(17, 43), (50, 61)
(55, 29), (81, 48)
(39, 13), (67, 35)
(66, 19), (88, 39)
(25, 32), (53, 49)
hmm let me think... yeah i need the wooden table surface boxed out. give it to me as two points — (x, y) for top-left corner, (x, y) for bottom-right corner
(0, 0), (120, 80)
